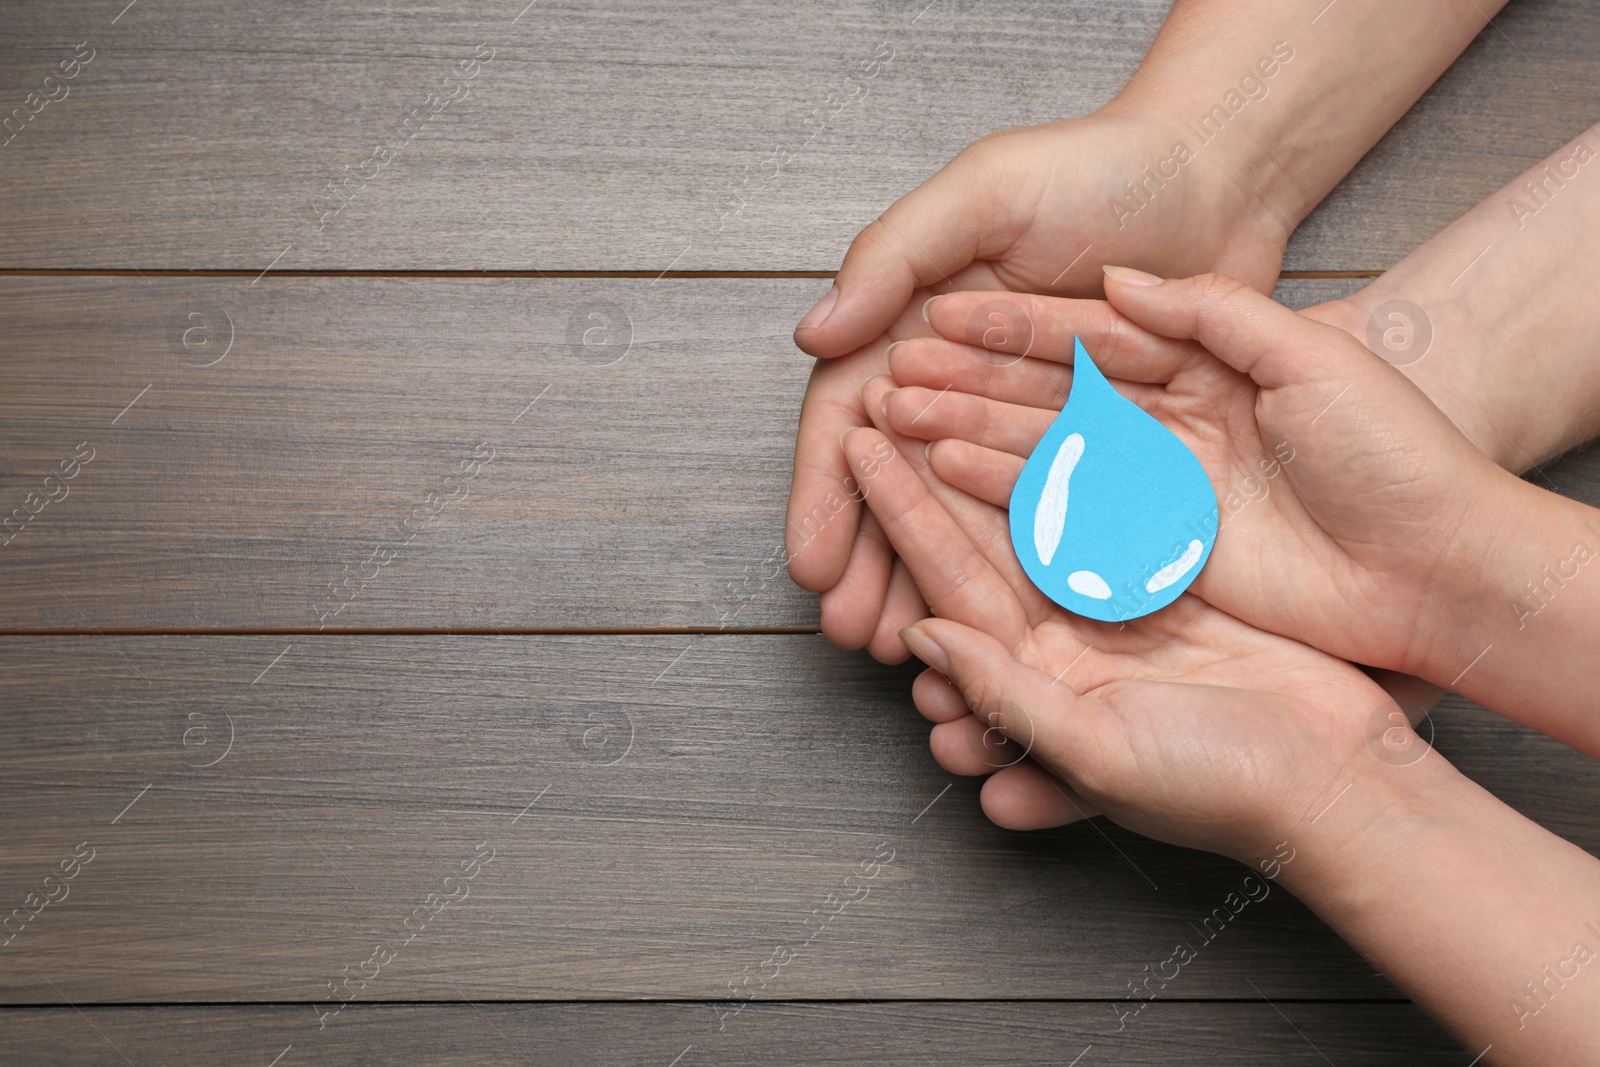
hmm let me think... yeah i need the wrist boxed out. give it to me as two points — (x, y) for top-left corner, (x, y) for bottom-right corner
(1096, 80), (1298, 255)
(1407, 467), (1546, 685)
(1270, 741), (1466, 918)
(1305, 292), (1563, 472)
(1411, 474), (1600, 755)
(1086, 91), (1294, 285)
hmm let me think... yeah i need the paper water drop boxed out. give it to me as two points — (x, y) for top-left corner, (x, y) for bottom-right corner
(1008, 338), (1218, 622)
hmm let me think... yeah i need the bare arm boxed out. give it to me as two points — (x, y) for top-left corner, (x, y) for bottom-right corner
(790, 0), (1509, 660)
(1310, 126), (1600, 470)
(1284, 750), (1600, 1063)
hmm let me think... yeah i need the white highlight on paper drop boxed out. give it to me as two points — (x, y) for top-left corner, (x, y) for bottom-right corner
(1033, 432), (1084, 566)
(1067, 570), (1112, 599)
(1146, 539), (1205, 594)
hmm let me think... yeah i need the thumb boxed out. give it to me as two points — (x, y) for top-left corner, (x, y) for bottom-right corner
(1100, 267), (1369, 391)
(794, 145), (1032, 359)
(899, 618), (1106, 786)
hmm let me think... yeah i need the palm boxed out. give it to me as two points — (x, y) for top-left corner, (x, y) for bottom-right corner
(881, 293), (1498, 676)
(788, 113), (1290, 659)
(1006, 594), (1385, 858)
(835, 419), (1393, 852)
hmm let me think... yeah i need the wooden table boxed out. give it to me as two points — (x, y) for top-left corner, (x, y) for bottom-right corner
(3, 1), (1598, 1062)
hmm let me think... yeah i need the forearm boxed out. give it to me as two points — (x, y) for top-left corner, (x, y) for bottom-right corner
(1421, 477), (1600, 755)
(1311, 127), (1600, 470)
(1277, 753), (1600, 1063)
(1108, 0), (1504, 234)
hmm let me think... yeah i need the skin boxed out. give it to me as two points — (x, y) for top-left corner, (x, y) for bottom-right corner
(783, 5), (1600, 1055)
(1309, 126), (1600, 473)
(882, 271), (1600, 760)
(877, 128), (1600, 823)
(840, 417), (1600, 1062)
(786, 0), (1509, 662)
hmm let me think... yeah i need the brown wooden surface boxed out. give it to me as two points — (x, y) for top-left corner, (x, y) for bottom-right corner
(0, 636), (1595, 1009)
(4, 0), (1599, 1063)
(4, 275), (1594, 630)
(0, 0), (1595, 273)
(0, 1003), (1463, 1065)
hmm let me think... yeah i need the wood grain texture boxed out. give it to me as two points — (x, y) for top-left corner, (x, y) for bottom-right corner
(0, 275), (817, 629)
(0, 0), (1596, 272)
(0, 1002), (1467, 1064)
(1, 636), (1596, 1006)
(5, 274), (1593, 630)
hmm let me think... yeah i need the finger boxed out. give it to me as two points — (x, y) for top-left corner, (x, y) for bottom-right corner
(793, 147), (1034, 359)
(787, 351), (883, 592)
(818, 510), (893, 650)
(912, 667), (970, 723)
(858, 374), (937, 479)
(1101, 268), (1362, 390)
(920, 291), (1200, 384)
(926, 439), (1024, 509)
(841, 428), (1027, 645)
(929, 715), (1023, 775)
(899, 618), (1115, 789)
(865, 558), (928, 664)
(884, 387), (1055, 457)
(887, 335), (1073, 410)
(981, 762), (1101, 830)
(862, 376), (1056, 625)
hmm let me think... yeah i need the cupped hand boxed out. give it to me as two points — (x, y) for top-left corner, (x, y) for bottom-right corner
(786, 110), (1292, 662)
(879, 271), (1515, 682)
(838, 419), (1403, 855)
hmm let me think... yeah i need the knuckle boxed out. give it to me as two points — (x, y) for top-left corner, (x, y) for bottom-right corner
(1098, 305), (1135, 367)
(1187, 273), (1252, 346)
(1190, 272), (1248, 306)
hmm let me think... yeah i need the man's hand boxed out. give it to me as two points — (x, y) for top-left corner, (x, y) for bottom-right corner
(888, 272), (1517, 686)
(787, 111), (1291, 660)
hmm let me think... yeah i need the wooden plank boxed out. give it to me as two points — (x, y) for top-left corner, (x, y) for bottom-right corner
(7, 275), (1590, 630)
(0, 1002), (1466, 1064)
(0, 276), (815, 630)
(1, 635), (1596, 1004)
(0, 0), (1595, 272)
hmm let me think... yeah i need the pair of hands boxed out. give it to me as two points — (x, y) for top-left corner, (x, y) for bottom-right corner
(787, 110), (1287, 657)
(787, 112), (1520, 857)
(840, 270), (1513, 855)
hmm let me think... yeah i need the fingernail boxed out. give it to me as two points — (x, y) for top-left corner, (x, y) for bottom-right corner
(839, 427), (854, 448)
(1102, 264), (1164, 287)
(884, 340), (904, 361)
(880, 388), (898, 418)
(798, 286), (839, 331)
(923, 440), (934, 465)
(899, 626), (950, 674)
(921, 296), (939, 324)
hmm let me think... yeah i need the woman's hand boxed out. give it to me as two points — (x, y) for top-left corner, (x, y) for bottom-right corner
(844, 377), (1600, 1067)
(881, 271), (1524, 687)
(786, 111), (1292, 661)
(836, 417), (1399, 858)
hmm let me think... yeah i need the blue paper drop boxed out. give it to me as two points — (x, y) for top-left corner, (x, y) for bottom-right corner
(1008, 337), (1218, 622)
